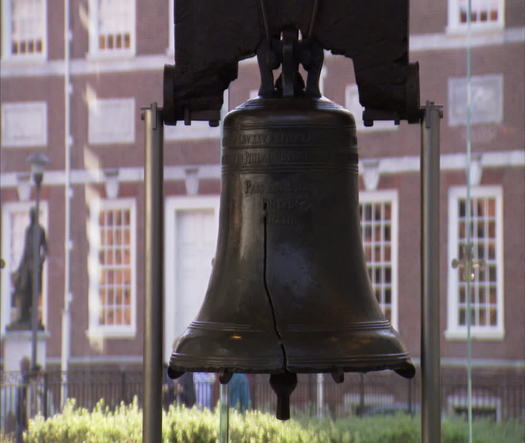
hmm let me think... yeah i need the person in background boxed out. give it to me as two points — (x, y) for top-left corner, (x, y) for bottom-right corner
(194, 372), (216, 409)
(162, 364), (176, 410)
(229, 373), (251, 413)
(175, 372), (196, 408)
(163, 365), (196, 409)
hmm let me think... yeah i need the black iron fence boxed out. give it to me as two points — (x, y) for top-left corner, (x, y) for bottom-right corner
(1, 369), (523, 436)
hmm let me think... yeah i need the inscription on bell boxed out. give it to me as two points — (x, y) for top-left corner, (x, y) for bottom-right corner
(267, 213), (298, 226)
(224, 150), (313, 167)
(238, 130), (312, 146)
(244, 180), (311, 196)
(222, 149), (358, 169)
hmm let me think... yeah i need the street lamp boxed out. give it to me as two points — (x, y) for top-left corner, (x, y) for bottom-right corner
(27, 152), (50, 371)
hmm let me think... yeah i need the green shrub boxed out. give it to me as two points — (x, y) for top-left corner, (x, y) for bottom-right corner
(24, 400), (524, 443)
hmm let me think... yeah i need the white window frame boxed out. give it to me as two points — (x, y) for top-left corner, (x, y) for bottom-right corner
(1, 201), (49, 336)
(358, 190), (399, 330)
(88, 0), (136, 58)
(1, 101), (48, 147)
(164, 196), (220, 362)
(88, 198), (137, 338)
(446, 186), (504, 340)
(447, 0), (505, 33)
(1, 0), (48, 61)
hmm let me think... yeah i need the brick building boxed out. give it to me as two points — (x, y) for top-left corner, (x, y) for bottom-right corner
(1, 0), (524, 420)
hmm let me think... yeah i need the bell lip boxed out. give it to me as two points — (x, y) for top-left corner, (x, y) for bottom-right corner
(286, 358), (416, 379)
(169, 354), (416, 379)
(169, 352), (284, 374)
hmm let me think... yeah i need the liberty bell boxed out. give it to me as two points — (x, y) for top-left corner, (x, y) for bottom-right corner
(168, 29), (415, 419)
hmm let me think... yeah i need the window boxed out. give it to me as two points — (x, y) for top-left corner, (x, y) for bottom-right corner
(446, 186), (504, 339)
(89, 199), (136, 336)
(1, 0), (47, 59)
(1, 202), (48, 334)
(89, 0), (135, 56)
(1, 102), (47, 147)
(448, 74), (503, 126)
(359, 191), (398, 329)
(345, 85), (398, 132)
(448, 0), (504, 31)
(88, 97), (135, 144)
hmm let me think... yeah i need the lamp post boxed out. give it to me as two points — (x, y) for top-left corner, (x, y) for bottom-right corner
(27, 152), (50, 371)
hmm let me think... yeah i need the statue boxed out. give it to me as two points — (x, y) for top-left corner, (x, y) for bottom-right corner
(8, 208), (47, 330)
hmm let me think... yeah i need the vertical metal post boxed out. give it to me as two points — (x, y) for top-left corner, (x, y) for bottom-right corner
(31, 181), (42, 371)
(358, 373), (365, 416)
(408, 377), (413, 416)
(316, 373), (324, 417)
(61, 0), (73, 408)
(420, 101), (442, 443)
(219, 383), (230, 443)
(142, 103), (164, 443)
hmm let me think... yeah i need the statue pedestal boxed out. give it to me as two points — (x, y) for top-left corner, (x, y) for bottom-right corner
(3, 329), (49, 372)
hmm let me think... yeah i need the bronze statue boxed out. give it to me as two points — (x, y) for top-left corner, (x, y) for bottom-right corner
(8, 208), (47, 330)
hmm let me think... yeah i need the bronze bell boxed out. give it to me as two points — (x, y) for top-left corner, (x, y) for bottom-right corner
(169, 95), (415, 419)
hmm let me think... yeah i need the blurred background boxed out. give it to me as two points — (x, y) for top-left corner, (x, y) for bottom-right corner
(0, 0), (524, 434)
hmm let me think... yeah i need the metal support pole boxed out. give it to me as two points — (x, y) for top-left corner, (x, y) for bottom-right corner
(60, 0), (73, 408)
(420, 101), (442, 443)
(142, 103), (164, 443)
(31, 179), (42, 371)
(219, 383), (230, 443)
(316, 373), (324, 417)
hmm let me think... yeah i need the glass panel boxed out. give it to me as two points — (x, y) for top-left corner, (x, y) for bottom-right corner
(359, 200), (394, 323)
(96, 205), (133, 326)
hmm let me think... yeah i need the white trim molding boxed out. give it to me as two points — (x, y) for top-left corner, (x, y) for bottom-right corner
(167, 0), (175, 55)
(446, 186), (504, 340)
(1, 27), (524, 78)
(1, 150), (524, 189)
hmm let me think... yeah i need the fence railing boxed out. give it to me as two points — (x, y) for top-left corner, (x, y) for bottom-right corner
(1, 369), (523, 436)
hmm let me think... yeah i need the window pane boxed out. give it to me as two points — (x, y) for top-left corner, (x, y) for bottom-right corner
(454, 194), (500, 330)
(359, 199), (395, 323)
(10, 0), (45, 56)
(97, 0), (134, 53)
(96, 204), (133, 327)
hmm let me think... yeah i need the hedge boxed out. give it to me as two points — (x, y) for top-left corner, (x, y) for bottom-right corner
(18, 399), (525, 443)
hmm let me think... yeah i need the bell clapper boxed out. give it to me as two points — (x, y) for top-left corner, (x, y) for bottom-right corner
(219, 370), (233, 384)
(167, 368), (184, 380)
(331, 368), (345, 384)
(270, 372), (298, 420)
